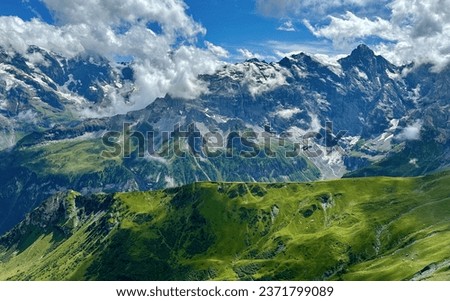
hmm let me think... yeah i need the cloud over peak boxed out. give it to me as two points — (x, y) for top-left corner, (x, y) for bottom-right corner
(257, 0), (450, 70)
(0, 0), (226, 116)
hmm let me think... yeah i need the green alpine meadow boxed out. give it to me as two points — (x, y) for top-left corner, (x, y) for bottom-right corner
(1, 171), (449, 281)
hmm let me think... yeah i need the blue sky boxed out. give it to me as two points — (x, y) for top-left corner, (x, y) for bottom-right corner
(185, 0), (318, 59)
(1, 0), (53, 22)
(0, 1), (449, 67)
(1, 0), (326, 61)
(0, 0), (448, 114)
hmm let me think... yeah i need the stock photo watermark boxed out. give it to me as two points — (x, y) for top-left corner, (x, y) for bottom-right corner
(101, 122), (347, 159)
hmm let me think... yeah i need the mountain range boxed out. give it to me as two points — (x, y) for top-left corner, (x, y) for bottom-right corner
(0, 44), (449, 280)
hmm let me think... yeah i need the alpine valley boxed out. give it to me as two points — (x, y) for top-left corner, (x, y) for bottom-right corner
(0, 44), (449, 280)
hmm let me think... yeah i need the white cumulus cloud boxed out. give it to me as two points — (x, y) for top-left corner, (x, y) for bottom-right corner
(305, 0), (450, 69)
(238, 48), (265, 60)
(255, 0), (384, 18)
(256, 0), (450, 70)
(397, 120), (422, 140)
(205, 41), (229, 58)
(0, 0), (226, 116)
(277, 20), (296, 32)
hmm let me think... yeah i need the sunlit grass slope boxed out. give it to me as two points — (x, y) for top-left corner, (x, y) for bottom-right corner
(0, 172), (449, 280)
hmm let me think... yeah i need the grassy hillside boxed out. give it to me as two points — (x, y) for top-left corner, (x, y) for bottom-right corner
(0, 134), (320, 235)
(0, 172), (449, 280)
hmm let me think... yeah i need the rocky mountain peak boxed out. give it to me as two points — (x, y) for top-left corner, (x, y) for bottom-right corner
(350, 44), (375, 58)
(338, 44), (397, 81)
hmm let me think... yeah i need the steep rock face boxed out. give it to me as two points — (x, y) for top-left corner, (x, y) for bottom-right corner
(0, 191), (81, 247)
(198, 44), (411, 139)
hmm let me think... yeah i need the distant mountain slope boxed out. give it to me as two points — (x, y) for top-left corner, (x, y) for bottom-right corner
(0, 132), (320, 234)
(1, 172), (449, 281)
(0, 44), (449, 236)
(0, 45), (133, 149)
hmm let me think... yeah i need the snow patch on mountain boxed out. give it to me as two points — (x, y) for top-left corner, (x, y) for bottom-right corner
(216, 60), (289, 96)
(355, 67), (369, 80)
(311, 53), (344, 76)
(276, 107), (302, 119)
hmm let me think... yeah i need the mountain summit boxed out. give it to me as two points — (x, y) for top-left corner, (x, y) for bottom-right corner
(339, 44), (396, 78)
(350, 44), (376, 59)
